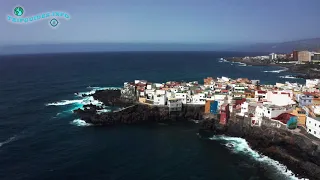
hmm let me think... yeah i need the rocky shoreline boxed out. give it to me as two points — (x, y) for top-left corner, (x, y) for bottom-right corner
(225, 57), (320, 79)
(201, 118), (320, 180)
(74, 89), (320, 180)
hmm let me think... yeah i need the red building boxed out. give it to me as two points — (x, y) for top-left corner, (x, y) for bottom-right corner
(220, 103), (230, 125)
(293, 50), (298, 61)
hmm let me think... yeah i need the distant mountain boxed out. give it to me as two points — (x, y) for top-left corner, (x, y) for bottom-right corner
(227, 38), (320, 53)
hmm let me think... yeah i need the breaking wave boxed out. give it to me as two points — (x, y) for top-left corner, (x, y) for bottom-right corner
(263, 68), (288, 73)
(46, 99), (83, 106)
(76, 86), (121, 97)
(0, 135), (17, 148)
(209, 135), (307, 180)
(279, 75), (300, 79)
(70, 119), (92, 127)
(46, 86), (115, 120)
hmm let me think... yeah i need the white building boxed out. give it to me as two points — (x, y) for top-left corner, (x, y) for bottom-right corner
(314, 106), (320, 115)
(146, 84), (152, 90)
(234, 86), (245, 93)
(240, 101), (260, 116)
(175, 93), (188, 104)
(262, 104), (287, 119)
(155, 90), (166, 95)
(154, 83), (164, 88)
(145, 89), (155, 100)
(255, 104), (286, 119)
(255, 90), (267, 101)
(266, 91), (295, 106)
(221, 77), (230, 82)
(153, 94), (166, 105)
(167, 98), (182, 111)
(306, 79), (320, 88)
(306, 116), (320, 139)
(191, 93), (206, 104)
(269, 53), (277, 60)
(134, 80), (147, 84)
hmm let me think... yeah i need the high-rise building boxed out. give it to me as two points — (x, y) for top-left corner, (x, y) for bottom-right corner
(269, 53), (277, 60)
(293, 50), (298, 61)
(311, 52), (320, 62)
(298, 51), (311, 62)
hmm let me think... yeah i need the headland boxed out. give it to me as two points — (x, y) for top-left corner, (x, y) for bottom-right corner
(74, 77), (320, 179)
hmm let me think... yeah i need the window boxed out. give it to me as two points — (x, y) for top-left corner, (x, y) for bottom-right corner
(314, 131), (316, 135)
(309, 129), (311, 132)
(268, 111), (270, 114)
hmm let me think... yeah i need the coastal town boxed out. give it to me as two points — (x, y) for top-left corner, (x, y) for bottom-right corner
(121, 77), (320, 140)
(233, 50), (320, 64)
(73, 68), (320, 180)
(226, 50), (320, 79)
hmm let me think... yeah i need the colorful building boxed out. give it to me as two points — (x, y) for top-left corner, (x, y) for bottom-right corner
(220, 103), (230, 125)
(205, 100), (218, 114)
(290, 108), (307, 127)
(272, 113), (298, 129)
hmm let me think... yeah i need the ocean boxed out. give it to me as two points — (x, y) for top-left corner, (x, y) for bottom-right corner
(0, 52), (305, 180)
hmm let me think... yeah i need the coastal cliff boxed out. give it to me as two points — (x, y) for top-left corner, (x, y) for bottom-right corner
(73, 89), (320, 179)
(201, 118), (320, 180)
(75, 89), (204, 125)
(75, 104), (204, 125)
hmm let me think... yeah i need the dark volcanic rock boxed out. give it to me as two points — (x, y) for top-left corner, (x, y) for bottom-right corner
(93, 89), (135, 107)
(74, 104), (204, 126)
(201, 119), (320, 180)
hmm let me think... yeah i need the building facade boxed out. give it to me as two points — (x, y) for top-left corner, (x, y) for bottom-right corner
(306, 116), (320, 139)
(293, 50), (298, 61)
(298, 51), (311, 62)
(298, 94), (313, 107)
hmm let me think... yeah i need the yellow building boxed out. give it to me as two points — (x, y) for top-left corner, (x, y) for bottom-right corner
(291, 108), (307, 127)
(312, 97), (320, 105)
(139, 97), (146, 103)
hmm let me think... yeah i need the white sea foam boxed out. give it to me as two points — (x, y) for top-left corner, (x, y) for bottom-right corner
(77, 86), (121, 97)
(238, 62), (247, 66)
(70, 119), (92, 127)
(0, 135), (17, 148)
(263, 68), (288, 73)
(209, 135), (307, 180)
(46, 99), (83, 106)
(279, 75), (299, 79)
(97, 109), (112, 114)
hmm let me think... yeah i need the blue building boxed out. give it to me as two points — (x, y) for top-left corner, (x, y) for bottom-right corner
(298, 94), (313, 107)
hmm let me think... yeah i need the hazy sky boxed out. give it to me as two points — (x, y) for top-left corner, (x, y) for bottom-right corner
(1, 0), (320, 45)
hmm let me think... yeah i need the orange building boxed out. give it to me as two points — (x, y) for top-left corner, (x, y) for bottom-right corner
(204, 77), (214, 85)
(313, 97), (320, 105)
(205, 100), (213, 113)
(290, 108), (307, 127)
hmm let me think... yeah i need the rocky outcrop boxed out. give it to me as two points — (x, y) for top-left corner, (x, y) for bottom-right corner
(74, 104), (204, 126)
(200, 118), (320, 180)
(92, 89), (135, 107)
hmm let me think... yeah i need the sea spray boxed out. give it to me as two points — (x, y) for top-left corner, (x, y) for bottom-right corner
(0, 135), (17, 148)
(70, 119), (92, 127)
(279, 75), (300, 79)
(263, 67), (288, 73)
(209, 135), (308, 180)
(46, 86), (116, 119)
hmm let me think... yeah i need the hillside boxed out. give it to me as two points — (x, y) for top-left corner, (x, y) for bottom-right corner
(228, 38), (320, 53)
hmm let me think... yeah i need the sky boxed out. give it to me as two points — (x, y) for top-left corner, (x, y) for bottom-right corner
(1, 0), (320, 46)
